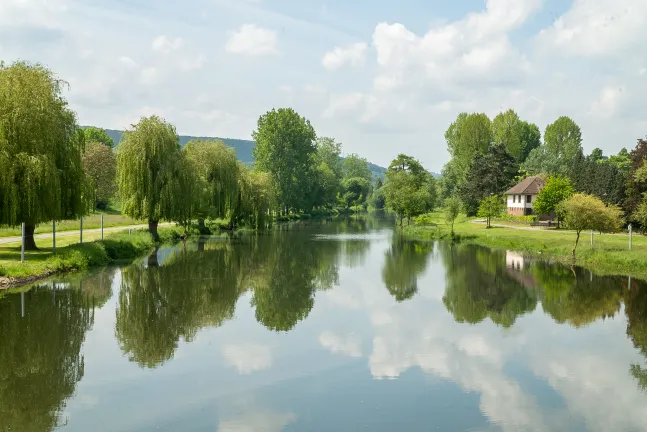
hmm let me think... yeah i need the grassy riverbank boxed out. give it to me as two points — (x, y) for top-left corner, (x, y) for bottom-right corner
(0, 227), (183, 288)
(403, 212), (647, 279)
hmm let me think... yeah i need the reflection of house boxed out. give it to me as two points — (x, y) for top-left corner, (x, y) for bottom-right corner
(506, 251), (525, 271)
(505, 176), (545, 216)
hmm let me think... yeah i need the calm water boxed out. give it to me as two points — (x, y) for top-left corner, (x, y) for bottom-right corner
(2, 217), (647, 432)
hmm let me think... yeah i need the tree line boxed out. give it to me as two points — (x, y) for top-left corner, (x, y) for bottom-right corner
(0, 61), (388, 248)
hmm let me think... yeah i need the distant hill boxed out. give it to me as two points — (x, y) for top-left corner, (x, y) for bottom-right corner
(93, 127), (389, 179)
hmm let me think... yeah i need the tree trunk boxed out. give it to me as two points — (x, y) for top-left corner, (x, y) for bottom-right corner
(148, 221), (160, 242)
(572, 231), (580, 258)
(147, 248), (159, 267)
(198, 241), (205, 252)
(23, 224), (38, 251)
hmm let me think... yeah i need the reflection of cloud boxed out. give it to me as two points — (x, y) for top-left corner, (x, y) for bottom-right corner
(218, 410), (296, 432)
(319, 331), (362, 358)
(531, 349), (647, 431)
(222, 344), (272, 374)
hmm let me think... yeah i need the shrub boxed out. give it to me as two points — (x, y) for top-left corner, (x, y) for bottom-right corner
(414, 214), (436, 226)
(497, 214), (538, 224)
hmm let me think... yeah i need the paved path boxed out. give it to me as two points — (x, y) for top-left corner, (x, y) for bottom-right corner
(0, 223), (172, 245)
(471, 220), (634, 236)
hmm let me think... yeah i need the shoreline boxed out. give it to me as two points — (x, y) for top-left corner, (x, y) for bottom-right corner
(402, 215), (647, 280)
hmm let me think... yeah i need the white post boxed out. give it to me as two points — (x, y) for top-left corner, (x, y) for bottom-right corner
(21, 222), (25, 263)
(129, 228), (132, 235)
(629, 276), (632, 291)
(21, 291), (24, 318)
(101, 214), (104, 240)
(590, 230), (594, 247)
(80, 217), (83, 244)
(53, 220), (56, 253)
(629, 224), (633, 250)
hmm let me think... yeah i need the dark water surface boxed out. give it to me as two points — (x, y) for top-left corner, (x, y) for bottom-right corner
(3, 217), (647, 432)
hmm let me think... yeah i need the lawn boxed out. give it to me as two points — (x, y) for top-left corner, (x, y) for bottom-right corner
(0, 204), (144, 238)
(403, 212), (647, 279)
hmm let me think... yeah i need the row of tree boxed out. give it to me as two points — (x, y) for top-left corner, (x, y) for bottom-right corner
(433, 108), (647, 239)
(0, 60), (387, 249)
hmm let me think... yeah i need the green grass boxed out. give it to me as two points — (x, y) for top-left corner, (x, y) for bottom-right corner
(403, 212), (647, 279)
(0, 226), (184, 284)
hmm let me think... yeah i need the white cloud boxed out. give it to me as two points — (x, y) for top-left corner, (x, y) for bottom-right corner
(319, 331), (362, 357)
(225, 24), (278, 56)
(140, 67), (159, 85)
(590, 86), (625, 118)
(222, 343), (272, 374)
(218, 410), (296, 432)
(152, 35), (184, 54)
(0, 0), (68, 27)
(322, 42), (368, 70)
(537, 0), (647, 57)
(179, 54), (207, 71)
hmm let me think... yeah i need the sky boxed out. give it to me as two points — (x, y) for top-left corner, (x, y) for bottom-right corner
(1, 0), (646, 171)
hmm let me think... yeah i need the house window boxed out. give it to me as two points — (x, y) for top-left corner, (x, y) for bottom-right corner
(527, 195), (532, 203)
(512, 195), (516, 203)
(518, 195), (521, 203)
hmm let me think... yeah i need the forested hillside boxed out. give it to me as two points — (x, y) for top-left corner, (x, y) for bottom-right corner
(94, 127), (392, 179)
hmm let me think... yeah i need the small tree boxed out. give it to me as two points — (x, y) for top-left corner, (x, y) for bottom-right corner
(444, 196), (461, 236)
(632, 195), (647, 233)
(560, 193), (623, 257)
(478, 195), (505, 228)
(84, 127), (114, 148)
(82, 141), (117, 210)
(533, 175), (574, 226)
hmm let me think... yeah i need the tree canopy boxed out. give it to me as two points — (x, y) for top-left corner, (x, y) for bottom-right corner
(83, 127), (114, 148)
(533, 175), (573, 219)
(445, 112), (492, 181)
(252, 108), (317, 213)
(82, 141), (117, 210)
(0, 61), (92, 249)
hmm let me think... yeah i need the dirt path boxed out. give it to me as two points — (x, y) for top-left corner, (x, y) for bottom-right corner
(0, 223), (172, 245)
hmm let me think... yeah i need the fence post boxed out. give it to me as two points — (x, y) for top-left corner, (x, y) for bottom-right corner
(21, 291), (25, 318)
(590, 230), (594, 248)
(101, 214), (104, 240)
(53, 220), (56, 253)
(21, 222), (25, 263)
(80, 217), (83, 244)
(629, 224), (633, 250)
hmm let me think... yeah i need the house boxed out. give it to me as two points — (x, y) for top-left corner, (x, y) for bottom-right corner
(505, 176), (545, 216)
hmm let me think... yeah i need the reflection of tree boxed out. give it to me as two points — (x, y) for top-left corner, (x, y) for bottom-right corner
(80, 268), (115, 309)
(441, 244), (537, 328)
(115, 244), (244, 368)
(533, 263), (623, 328)
(251, 233), (341, 331)
(624, 280), (647, 392)
(0, 285), (94, 431)
(382, 238), (432, 302)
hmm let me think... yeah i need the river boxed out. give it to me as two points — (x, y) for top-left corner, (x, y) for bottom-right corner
(2, 216), (647, 432)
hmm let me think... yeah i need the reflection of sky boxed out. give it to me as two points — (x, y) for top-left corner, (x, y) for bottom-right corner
(49, 229), (647, 432)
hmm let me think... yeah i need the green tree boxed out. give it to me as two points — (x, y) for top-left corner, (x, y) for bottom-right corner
(116, 115), (187, 240)
(625, 137), (647, 216)
(444, 196), (461, 236)
(315, 137), (343, 179)
(232, 164), (276, 229)
(560, 193), (623, 257)
(589, 147), (604, 163)
(343, 153), (372, 182)
(445, 112), (492, 181)
(519, 121), (541, 162)
(183, 139), (239, 230)
(383, 154), (434, 225)
(341, 177), (370, 209)
(82, 141), (117, 210)
(458, 143), (518, 216)
(544, 116), (583, 164)
(522, 145), (564, 176)
(0, 61), (92, 250)
(533, 175), (574, 223)
(83, 126), (114, 148)
(252, 108), (317, 213)
(568, 152), (627, 206)
(492, 109), (524, 161)
(438, 161), (461, 200)
(478, 195), (505, 228)
(608, 147), (631, 175)
(631, 195), (647, 233)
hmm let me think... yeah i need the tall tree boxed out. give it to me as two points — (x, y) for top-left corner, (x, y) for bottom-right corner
(458, 143), (518, 216)
(340, 177), (370, 209)
(342, 153), (372, 182)
(383, 154), (434, 225)
(521, 145), (564, 176)
(82, 141), (117, 210)
(232, 164), (276, 229)
(116, 115), (186, 240)
(624, 137), (647, 216)
(252, 108), (317, 213)
(608, 147), (631, 175)
(544, 116), (583, 165)
(83, 126), (114, 148)
(183, 139), (239, 228)
(519, 121), (541, 162)
(568, 152), (627, 206)
(445, 112), (492, 181)
(533, 175), (573, 224)
(0, 61), (92, 250)
(492, 109), (524, 161)
(315, 137), (343, 179)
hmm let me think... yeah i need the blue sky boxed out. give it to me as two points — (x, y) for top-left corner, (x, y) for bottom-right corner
(1, 0), (645, 171)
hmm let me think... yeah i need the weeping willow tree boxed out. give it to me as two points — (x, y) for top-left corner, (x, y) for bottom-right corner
(231, 164), (276, 229)
(183, 139), (239, 229)
(116, 116), (188, 240)
(0, 61), (92, 249)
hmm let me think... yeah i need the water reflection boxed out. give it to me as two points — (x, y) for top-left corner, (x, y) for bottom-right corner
(381, 237), (433, 302)
(0, 275), (108, 432)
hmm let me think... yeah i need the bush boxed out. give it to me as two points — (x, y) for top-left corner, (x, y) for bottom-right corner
(414, 214), (437, 226)
(497, 214), (537, 224)
(99, 231), (153, 260)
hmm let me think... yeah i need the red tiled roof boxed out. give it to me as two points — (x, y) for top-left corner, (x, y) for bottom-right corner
(505, 176), (544, 195)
